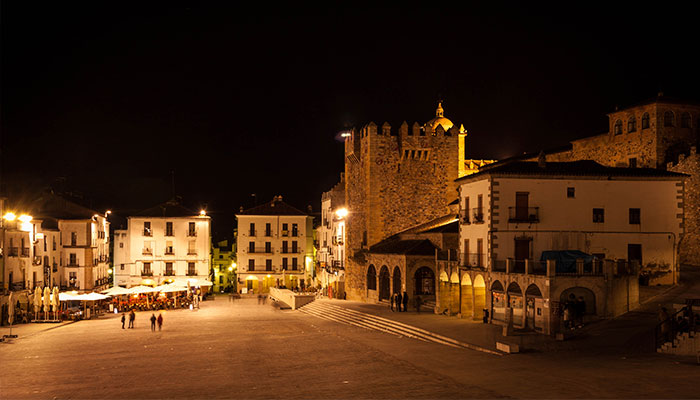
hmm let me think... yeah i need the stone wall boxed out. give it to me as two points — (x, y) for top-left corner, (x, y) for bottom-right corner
(344, 121), (460, 301)
(668, 147), (700, 265)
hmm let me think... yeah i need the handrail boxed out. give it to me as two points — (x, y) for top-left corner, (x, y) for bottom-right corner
(655, 305), (697, 349)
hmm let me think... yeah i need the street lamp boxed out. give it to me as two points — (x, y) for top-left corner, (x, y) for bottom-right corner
(335, 208), (348, 219)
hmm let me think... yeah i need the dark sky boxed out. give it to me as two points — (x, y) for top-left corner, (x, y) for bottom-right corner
(2, 4), (699, 240)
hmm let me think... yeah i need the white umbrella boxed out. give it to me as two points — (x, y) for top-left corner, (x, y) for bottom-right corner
(79, 293), (109, 301)
(33, 287), (41, 321)
(59, 292), (81, 301)
(51, 287), (59, 320)
(43, 287), (51, 320)
(102, 286), (132, 296)
(154, 284), (188, 293)
(8, 292), (15, 336)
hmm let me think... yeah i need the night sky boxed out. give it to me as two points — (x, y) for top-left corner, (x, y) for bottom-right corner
(2, 4), (699, 240)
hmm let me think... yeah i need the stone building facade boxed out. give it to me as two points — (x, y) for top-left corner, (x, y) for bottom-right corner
(343, 103), (467, 301)
(668, 147), (700, 264)
(530, 95), (700, 265)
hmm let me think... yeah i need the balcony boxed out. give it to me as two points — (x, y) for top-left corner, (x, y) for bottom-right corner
(281, 230), (289, 237)
(164, 248), (175, 255)
(248, 230), (257, 237)
(164, 271), (175, 276)
(459, 209), (470, 224)
(141, 270), (153, 277)
(33, 256), (42, 265)
(186, 270), (197, 276)
(142, 248), (153, 255)
(281, 248), (302, 254)
(471, 208), (484, 223)
(188, 230), (197, 237)
(8, 247), (19, 257)
(331, 260), (344, 270)
(461, 253), (486, 269)
(508, 207), (540, 223)
(187, 250), (198, 255)
(143, 229), (152, 237)
(20, 248), (30, 257)
(264, 231), (272, 237)
(248, 247), (274, 254)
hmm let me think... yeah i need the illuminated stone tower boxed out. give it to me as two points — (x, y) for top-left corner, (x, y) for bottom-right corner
(343, 102), (466, 300)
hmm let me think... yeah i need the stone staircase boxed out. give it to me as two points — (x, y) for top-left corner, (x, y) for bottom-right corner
(298, 301), (501, 355)
(657, 329), (700, 356)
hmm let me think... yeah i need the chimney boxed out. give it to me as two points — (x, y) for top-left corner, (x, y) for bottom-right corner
(537, 150), (546, 168)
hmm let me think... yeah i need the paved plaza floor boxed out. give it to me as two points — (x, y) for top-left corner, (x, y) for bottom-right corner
(1, 294), (699, 399)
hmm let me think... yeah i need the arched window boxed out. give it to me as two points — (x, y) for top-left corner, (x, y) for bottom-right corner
(681, 112), (691, 128)
(664, 111), (675, 127)
(642, 113), (650, 129)
(627, 116), (637, 132)
(414, 267), (435, 295)
(613, 120), (623, 135)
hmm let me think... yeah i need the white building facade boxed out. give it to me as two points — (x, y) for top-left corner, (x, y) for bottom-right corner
(446, 160), (686, 335)
(113, 200), (211, 288)
(236, 196), (314, 293)
(316, 176), (346, 297)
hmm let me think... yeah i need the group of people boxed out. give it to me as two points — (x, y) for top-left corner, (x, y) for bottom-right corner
(658, 305), (698, 343)
(120, 309), (164, 332)
(562, 294), (587, 330)
(390, 291), (410, 312)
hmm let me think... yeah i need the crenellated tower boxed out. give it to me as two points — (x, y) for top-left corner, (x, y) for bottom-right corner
(343, 102), (465, 300)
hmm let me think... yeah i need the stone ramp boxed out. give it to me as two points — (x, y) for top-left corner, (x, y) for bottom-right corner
(298, 301), (502, 355)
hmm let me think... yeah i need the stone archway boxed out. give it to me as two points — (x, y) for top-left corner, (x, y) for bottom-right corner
(366, 265), (377, 291)
(525, 284), (543, 331)
(460, 274), (473, 319)
(491, 280), (505, 322)
(378, 266), (391, 301)
(449, 271), (460, 315)
(559, 287), (596, 316)
(507, 282), (524, 327)
(473, 274), (486, 321)
(414, 267), (435, 296)
(392, 267), (402, 294)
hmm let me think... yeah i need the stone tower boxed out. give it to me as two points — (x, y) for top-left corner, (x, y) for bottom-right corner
(343, 102), (466, 300)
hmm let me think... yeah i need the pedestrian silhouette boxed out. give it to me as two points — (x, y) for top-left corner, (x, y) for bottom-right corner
(128, 310), (135, 328)
(150, 313), (156, 332)
(121, 312), (126, 329)
(157, 313), (163, 331)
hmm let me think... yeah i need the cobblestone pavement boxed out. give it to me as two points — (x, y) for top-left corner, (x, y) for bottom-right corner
(1, 294), (698, 399)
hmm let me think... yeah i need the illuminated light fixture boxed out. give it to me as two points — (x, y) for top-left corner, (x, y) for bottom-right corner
(108, 268), (113, 274)
(199, 210), (206, 216)
(106, 210), (112, 215)
(232, 262), (237, 268)
(3, 212), (17, 221)
(18, 214), (32, 223)
(228, 266), (233, 272)
(266, 274), (271, 278)
(335, 208), (348, 218)
(36, 233), (45, 240)
(20, 222), (33, 232)
(340, 131), (351, 138)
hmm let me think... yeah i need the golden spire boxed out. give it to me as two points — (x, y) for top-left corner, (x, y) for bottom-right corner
(436, 101), (444, 118)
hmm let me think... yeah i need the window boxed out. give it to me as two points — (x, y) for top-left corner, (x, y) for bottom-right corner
(165, 222), (173, 236)
(69, 253), (77, 265)
(664, 111), (674, 127)
(627, 116), (637, 132)
(265, 242), (271, 253)
(71, 232), (77, 246)
(144, 221), (152, 236)
(593, 208), (605, 223)
(120, 263), (125, 271)
(143, 262), (152, 275)
(292, 257), (298, 270)
(165, 262), (173, 275)
(566, 187), (575, 198)
(681, 112), (691, 128)
(249, 223), (255, 236)
(188, 262), (196, 276)
(249, 242), (255, 253)
(119, 242), (124, 248)
(629, 158), (637, 168)
(265, 223), (271, 237)
(292, 241), (298, 253)
(642, 113), (650, 129)
(629, 208), (641, 224)
(265, 259), (272, 271)
(53, 237), (56, 251)
(282, 223), (289, 236)
(219, 275), (223, 284)
(165, 241), (174, 255)
(188, 222), (196, 236)
(188, 240), (196, 255)
(614, 119), (623, 135)
(282, 241), (288, 253)
(143, 241), (153, 255)
(248, 259), (255, 271)
(292, 223), (299, 237)
(282, 257), (288, 270)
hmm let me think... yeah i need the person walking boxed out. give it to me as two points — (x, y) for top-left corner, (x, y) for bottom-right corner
(128, 309), (135, 329)
(150, 313), (156, 332)
(402, 291), (408, 312)
(396, 291), (403, 312)
(157, 313), (163, 331)
(121, 312), (126, 329)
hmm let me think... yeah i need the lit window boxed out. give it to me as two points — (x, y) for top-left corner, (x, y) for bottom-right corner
(614, 120), (623, 135)
(642, 113), (650, 129)
(627, 116), (636, 132)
